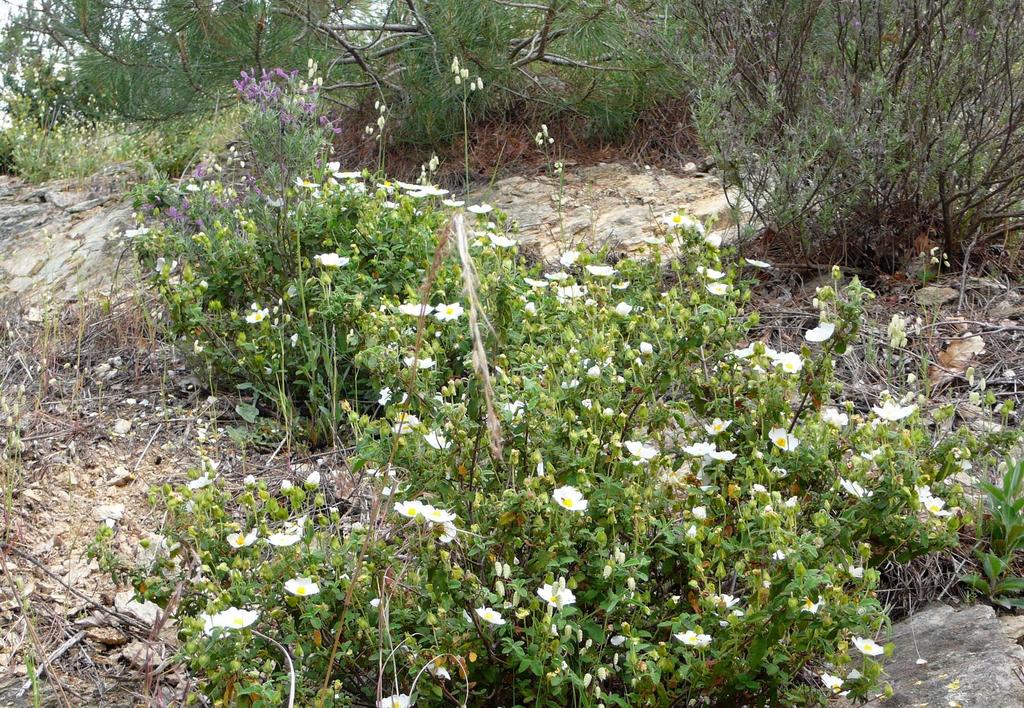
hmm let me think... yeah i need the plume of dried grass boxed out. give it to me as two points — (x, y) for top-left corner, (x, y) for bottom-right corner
(451, 213), (503, 461)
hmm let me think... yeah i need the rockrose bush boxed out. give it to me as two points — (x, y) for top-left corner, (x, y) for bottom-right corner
(117, 70), (1013, 707)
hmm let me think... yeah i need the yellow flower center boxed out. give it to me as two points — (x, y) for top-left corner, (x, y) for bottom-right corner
(562, 499), (574, 508)
(232, 618), (244, 626)
(672, 215), (682, 224)
(296, 586), (306, 595)
(775, 437), (788, 448)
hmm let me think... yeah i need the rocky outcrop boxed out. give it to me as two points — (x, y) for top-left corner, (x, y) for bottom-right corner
(866, 603), (1024, 706)
(0, 175), (134, 304)
(472, 162), (750, 260)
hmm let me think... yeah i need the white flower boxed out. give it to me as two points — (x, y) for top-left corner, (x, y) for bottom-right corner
(674, 630), (712, 648)
(691, 506), (707, 520)
(403, 355), (436, 370)
(662, 212), (705, 234)
(705, 418), (732, 435)
(624, 440), (659, 461)
(614, 302), (634, 316)
(682, 441), (717, 457)
(559, 250), (580, 267)
(773, 352), (803, 374)
(488, 233), (518, 248)
(639, 341), (654, 355)
(552, 485), (589, 512)
(586, 264), (617, 277)
(423, 506), (457, 525)
(586, 364), (602, 378)
(805, 321), (836, 343)
(772, 549), (787, 560)
(314, 252), (349, 267)
(392, 412), (421, 434)
(188, 475), (214, 490)
(502, 400), (525, 417)
(706, 282), (730, 296)
(378, 387), (393, 405)
(305, 470), (321, 487)
(872, 399), (917, 422)
(226, 530), (258, 548)
(284, 576), (320, 597)
(537, 582), (576, 609)
(610, 634), (627, 646)
(280, 479), (293, 491)
(852, 636), (885, 656)
(424, 431), (451, 450)
(544, 270), (570, 281)
(821, 673), (845, 694)
(712, 593), (741, 609)
(397, 303), (432, 317)
(428, 659), (452, 680)
(210, 607), (259, 630)
(840, 478), (873, 499)
(801, 596), (823, 614)
(467, 203), (493, 214)
(821, 407), (849, 427)
(243, 474), (256, 486)
(705, 233), (722, 248)
(438, 522), (458, 545)
(848, 566), (865, 578)
(377, 694), (412, 708)
(266, 532), (302, 547)
(475, 606), (506, 625)
(768, 427), (800, 452)
(686, 524), (698, 539)
(708, 449), (736, 461)
(697, 266), (725, 280)
(920, 488), (952, 517)
(556, 284), (587, 300)
(394, 500), (427, 519)
(745, 258), (772, 268)
(245, 306), (269, 324)
(524, 277), (548, 288)
(438, 521), (458, 544)
(731, 344), (756, 359)
(524, 302), (537, 315)
(434, 302), (464, 321)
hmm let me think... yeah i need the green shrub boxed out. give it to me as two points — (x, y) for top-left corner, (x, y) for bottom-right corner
(679, 0), (1024, 270)
(108, 67), (1024, 707)
(123, 77), (997, 702)
(1, 65), (239, 183)
(128, 216), (986, 704)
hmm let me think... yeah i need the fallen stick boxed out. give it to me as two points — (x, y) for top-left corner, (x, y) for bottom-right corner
(17, 630), (86, 698)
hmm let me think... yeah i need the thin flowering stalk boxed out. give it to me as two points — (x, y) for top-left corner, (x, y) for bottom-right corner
(253, 631), (296, 708)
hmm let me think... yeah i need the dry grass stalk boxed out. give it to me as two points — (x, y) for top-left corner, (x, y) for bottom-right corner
(451, 213), (503, 461)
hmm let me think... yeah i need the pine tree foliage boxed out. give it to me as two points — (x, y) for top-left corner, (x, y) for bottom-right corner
(17, 1), (689, 141)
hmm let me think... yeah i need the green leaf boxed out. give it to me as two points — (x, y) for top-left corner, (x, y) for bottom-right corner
(235, 402), (259, 423)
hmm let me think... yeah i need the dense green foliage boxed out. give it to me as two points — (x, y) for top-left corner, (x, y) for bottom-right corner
(16, 0), (687, 148)
(98, 71), (1017, 707)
